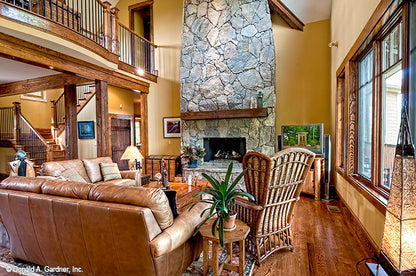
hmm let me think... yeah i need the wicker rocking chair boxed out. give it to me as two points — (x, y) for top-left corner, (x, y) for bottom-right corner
(230, 148), (315, 265)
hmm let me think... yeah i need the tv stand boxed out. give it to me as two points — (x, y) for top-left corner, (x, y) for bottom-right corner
(302, 157), (324, 200)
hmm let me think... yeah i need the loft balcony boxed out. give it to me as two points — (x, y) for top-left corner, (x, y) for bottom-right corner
(0, 0), (157, 83)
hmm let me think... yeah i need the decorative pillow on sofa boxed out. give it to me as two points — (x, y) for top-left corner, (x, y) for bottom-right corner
(59, 168), (87, 183)
(100, 163), (122, 181)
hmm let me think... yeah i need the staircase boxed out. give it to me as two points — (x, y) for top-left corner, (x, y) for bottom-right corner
(0, 84), (96, 167)
(35, 128), (66, 161)
(52, 83), (96, 141)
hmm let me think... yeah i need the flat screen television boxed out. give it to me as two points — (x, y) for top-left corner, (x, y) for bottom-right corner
(281, 123), (324, 155)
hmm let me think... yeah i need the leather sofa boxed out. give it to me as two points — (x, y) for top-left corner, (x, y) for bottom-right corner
(41, 157), (141, 186)
(0, 176), (207, 276)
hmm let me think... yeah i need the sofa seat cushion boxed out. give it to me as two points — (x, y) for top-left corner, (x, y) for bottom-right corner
(41, 159), (91, 183)
(89, 184), (173, 230)
(82, 157), (113, 183)
(96, 179), (136, 186)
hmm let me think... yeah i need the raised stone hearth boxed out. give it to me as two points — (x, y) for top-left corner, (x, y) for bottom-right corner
(180, 0), (276, 181)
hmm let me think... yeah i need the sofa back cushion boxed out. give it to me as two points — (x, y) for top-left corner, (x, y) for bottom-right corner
(89, 184), (174, 230)
(41, 159), (91, 183)
(82, 157), (113, 183)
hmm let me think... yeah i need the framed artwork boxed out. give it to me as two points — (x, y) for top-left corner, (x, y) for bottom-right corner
(78, 121), (95, 139)
(20, 91), (47, 102)
(163, 117), (181, 138)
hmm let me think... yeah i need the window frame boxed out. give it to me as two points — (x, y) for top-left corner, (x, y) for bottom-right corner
(335, 0), (413, 212)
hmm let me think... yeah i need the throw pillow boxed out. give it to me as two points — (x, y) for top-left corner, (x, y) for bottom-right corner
(59, 168), (87, 183)
(163, 190), (178, 218)
(100, 163), (122, 181)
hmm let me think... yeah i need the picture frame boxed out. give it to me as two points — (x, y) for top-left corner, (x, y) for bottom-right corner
(20, 91), (47, 102)
(78, 121), (95, 139)
(163, 117), (181, 138)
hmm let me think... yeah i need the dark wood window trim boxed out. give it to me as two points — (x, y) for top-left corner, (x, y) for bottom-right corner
(335, 0), (413, 214)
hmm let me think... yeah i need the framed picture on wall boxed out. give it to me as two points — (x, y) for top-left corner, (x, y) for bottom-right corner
(78, 121), (95, 139)
(163, 117), (181, 138)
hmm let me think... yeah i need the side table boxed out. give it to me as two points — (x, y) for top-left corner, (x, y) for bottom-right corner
(200, 219), (250, 276)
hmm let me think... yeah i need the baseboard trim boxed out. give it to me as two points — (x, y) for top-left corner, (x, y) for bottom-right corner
(336, 191), (380, 257)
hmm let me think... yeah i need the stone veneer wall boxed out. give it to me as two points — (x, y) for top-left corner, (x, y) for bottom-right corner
(180, 0), (276, 155)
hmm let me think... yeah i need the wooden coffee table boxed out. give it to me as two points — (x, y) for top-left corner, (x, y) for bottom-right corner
(143, 181), (208, 213)
(200, 219), (250, 276)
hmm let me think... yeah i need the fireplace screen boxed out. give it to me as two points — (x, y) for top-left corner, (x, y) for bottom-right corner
(203, 138), (246, 163)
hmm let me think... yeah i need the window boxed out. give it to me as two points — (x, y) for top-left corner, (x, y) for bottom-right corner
(358, 51), (373, 180)
(335, 0), (415, 207)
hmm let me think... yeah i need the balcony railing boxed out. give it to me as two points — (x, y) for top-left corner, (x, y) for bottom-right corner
(119, 23), (157, 76)
(1, 0), (157, 77)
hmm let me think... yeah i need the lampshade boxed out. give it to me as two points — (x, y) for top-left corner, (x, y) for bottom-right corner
(381, 105), (416, 274)
(121, 145), (143, 161)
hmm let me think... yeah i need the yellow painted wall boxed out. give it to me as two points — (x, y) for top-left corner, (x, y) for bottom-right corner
(117, 0), (182, 156)
(330, 0), (385, 249)
(108, 85), (136, 115)
(272, 17), (331, 136)
(77, 95), (97, 159)
(0, 147), (16, 174)
(0, 89), (62, 128)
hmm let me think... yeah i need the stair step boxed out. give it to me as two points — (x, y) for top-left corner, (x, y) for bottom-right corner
(52, 156), (66, 161)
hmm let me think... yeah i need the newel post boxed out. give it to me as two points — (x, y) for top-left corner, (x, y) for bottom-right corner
(110, 7), (120, 55)
(12, 102), (21, 144)
(51, 99), (58, 128)
(103, 1), (112, 51)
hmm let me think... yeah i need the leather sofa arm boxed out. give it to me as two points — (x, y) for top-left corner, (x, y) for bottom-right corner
(120, 170), (141, 186)
(149, 202), (209, 257)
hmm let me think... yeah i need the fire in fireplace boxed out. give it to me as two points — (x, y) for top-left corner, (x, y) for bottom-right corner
(203, 138), (246, 163)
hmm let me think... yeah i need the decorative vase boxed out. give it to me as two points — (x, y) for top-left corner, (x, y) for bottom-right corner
(188, 160), (198, 168)
(224, 212), (237, 231)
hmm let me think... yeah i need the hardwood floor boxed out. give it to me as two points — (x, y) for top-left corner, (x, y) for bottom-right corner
(0, 196), (375, 276)
(252, 196), (374, 276)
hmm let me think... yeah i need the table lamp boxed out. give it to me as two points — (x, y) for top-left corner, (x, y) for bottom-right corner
(121, 145), (143, 170)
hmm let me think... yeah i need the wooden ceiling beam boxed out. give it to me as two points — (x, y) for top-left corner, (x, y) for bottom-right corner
(0, 33), (150, 93)
(0, 73), (91, 96)
(268, 0), (304, 31)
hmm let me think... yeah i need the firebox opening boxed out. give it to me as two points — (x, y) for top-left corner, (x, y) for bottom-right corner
(203, 138), (246, 163)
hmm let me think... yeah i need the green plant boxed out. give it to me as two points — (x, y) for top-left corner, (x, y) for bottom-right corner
(188, 162), (254, 247)
(180, 145), (206, 163)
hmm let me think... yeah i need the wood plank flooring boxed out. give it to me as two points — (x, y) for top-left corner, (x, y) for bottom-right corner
(252, 196), (374, 276)
(0, 196), (375, 276)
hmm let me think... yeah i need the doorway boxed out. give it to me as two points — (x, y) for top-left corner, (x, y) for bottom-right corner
(110, 114), (133, 171)
(129, 1), (153, 42)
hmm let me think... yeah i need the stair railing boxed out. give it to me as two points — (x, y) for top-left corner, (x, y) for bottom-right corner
(0, 106), (14, 141)
(0, 102), (52, 165)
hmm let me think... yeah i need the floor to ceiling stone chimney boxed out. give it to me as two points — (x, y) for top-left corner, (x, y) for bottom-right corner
(180, 0), (276, 183)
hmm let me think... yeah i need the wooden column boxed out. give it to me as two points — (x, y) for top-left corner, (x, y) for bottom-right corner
(64, 84), (78, 159)
(140, 92), (148, 158)
(96, 80), (110, 157)
(110, 7), (120, 54)
(103, 2), (112, 51)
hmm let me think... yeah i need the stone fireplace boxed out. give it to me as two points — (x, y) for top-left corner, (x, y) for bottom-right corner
(180, 0), (276, 184)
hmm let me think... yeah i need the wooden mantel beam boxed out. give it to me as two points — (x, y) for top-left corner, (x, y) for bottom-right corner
(268, 0), (304, 31)
(0, 73), (90, 96)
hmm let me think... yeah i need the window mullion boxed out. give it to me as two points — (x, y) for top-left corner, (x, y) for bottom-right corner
(372, 40), (383, 189)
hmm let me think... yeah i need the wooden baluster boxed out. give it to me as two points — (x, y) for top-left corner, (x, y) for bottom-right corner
(111, 7), (119, 54)
(12, 102), (21, 145)
(51, 99), (58, 129)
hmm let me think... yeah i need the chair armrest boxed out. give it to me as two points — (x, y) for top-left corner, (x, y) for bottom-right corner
(149, 202), (209, 257)
(120, 170), (141, 186)
(234, 197), (263, 211)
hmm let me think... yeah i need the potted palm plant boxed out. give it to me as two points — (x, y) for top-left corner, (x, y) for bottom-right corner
(188, 162), (254, 247)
